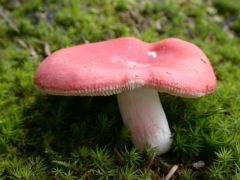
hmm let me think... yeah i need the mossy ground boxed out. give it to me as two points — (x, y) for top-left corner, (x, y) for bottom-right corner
(0, 0), (239, 179)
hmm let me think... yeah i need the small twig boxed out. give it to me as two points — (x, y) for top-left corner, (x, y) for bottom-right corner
(17, 39), (28, 49)
(113, 147), (124, 162)
(192, 160), (205, 169)
(17, 39), (38, 58)
(145, 152), (157, 170)
(29, 44), (38, 58)
(128, 9), (141, 23)
(44, 41), (51, 56)
(0, 5), (19, 32)
(165, 164), (179, 180)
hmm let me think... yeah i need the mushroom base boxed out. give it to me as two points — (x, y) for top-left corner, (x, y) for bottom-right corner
(117, 87), (172, 155)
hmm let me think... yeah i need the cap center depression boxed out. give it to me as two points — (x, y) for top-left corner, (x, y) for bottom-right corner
(109, 50), (158, 68)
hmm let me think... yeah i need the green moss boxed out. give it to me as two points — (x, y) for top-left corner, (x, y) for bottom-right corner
(0, 0), (239, 179)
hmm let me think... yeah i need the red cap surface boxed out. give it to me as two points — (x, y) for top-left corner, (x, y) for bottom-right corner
(34, 37), (216, 97)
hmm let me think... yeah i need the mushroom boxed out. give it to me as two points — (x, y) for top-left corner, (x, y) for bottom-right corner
(34, 37), (216, 155)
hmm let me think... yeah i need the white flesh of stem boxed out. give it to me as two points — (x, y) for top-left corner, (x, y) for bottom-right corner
(117, 87), (172, 155)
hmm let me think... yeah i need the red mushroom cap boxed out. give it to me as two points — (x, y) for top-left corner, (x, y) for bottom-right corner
(34, 37), (216, 97)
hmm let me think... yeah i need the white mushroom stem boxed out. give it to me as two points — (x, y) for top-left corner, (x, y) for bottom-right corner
(117, 87), (172, 155)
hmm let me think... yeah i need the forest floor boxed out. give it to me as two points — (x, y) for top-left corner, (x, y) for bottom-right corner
(0, 0), (239, 179)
